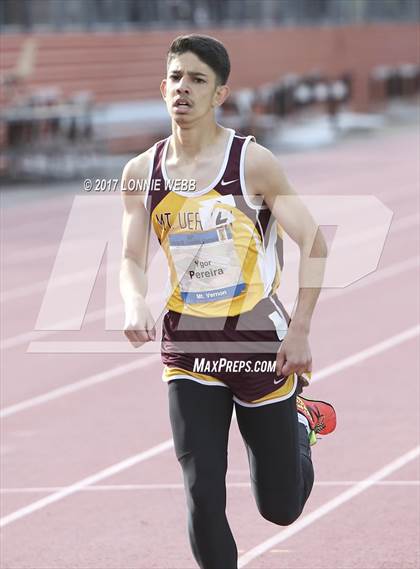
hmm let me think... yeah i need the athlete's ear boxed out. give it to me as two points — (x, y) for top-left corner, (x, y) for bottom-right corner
(160, 79), (167, 100)
(212, 84), (230, 108)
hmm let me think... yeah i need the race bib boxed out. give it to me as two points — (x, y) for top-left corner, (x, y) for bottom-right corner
(168, 224), (246, 303)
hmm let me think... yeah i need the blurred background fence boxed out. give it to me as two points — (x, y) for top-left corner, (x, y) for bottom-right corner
(1, 0), (418, 29)
(0, 0), (419, 179)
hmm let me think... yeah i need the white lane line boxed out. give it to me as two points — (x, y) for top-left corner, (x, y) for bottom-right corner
(24, 319), (420, 358)
(1, 480), (418, 493)
(0, 262), (118, 304)
(237, 446), (420, 568)
(3, 249), (418, 353)
(26, 341), (161, 353)
(0, 355), (159, 419)
(2, 323), (419, 419)
(1, 321), (418, 421)
(0, 324), (418, 528)
(0, 439), (174, 529)
(311, 324), (419, 384)
(23, 254), (420, 354)
(3, 242), (79, 265)
(1, 294), (158, 351)
(319, 254), (419, 302)
(2, 185), (415, 264)
(1, 210), (418, 305)
(1, 304), (123, 351)
(3, 184), (417, 265)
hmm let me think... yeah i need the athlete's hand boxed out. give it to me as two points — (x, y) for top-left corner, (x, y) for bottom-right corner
(123, 298), (156, 348)
(275, 327), (312, 384)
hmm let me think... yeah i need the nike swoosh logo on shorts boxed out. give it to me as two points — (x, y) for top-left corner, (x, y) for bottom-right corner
(221, 179), (238, 186)
(273, 375), (285, 385)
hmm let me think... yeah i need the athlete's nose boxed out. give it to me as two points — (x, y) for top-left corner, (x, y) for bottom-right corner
(176, 77), (191, 95)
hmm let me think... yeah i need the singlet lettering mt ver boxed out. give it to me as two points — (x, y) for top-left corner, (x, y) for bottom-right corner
(146, 128), (284, 317)
(144, 128), (298, 406)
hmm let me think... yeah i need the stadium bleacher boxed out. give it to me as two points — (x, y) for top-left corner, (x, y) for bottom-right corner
(0, 1), (419, 177)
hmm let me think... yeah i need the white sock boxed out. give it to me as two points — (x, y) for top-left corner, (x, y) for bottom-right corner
(297, 412), (310, 434)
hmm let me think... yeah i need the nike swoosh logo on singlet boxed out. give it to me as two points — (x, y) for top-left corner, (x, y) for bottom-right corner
(221, 179), (239, 186)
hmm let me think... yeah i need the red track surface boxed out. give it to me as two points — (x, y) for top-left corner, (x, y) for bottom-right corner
(1, 125), (419, 568)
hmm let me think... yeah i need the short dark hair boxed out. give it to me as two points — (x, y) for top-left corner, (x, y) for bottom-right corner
(167, 34), (230, 85)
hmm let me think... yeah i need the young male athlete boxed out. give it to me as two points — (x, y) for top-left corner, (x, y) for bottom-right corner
(120, 35), (336, 569)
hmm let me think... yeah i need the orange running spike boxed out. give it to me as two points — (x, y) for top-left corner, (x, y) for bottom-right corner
(296, 396), (337, 436)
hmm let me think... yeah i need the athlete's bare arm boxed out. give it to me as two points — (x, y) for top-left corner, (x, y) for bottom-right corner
(120, 150), (156, 347)
(245, 142), (328, 379)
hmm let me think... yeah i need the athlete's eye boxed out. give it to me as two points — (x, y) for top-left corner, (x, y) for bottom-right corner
(194, 78), (205, 83)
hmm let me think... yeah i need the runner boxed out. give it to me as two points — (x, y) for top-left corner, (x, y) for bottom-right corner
(120, 34), (336, 569)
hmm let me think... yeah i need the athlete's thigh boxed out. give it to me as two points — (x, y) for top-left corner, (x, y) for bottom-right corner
(235, 392), (300, 488)
(168, 379), (234, 463)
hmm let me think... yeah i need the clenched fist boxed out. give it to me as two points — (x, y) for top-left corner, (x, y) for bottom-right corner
(124, 298), (156, 348)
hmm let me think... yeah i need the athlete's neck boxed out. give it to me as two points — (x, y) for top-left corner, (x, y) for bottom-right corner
(170, 120), (225, 160)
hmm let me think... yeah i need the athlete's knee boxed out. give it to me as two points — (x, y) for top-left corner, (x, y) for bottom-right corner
(256, 492), (303, 526)
(186, 477), (226, 518)
(180, 456), (227, 516)
(260, 502), (302, 526)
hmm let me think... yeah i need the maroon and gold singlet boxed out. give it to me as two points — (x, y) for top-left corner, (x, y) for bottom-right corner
(145, 128), (298, 406)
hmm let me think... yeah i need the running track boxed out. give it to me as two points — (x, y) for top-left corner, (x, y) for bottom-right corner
(1, 124), (419, 568)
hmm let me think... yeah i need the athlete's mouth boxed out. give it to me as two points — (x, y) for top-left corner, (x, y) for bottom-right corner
(173, 98), (192, 108)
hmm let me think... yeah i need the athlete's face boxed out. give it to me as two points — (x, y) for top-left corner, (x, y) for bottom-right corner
(161, 52), (229, 125)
